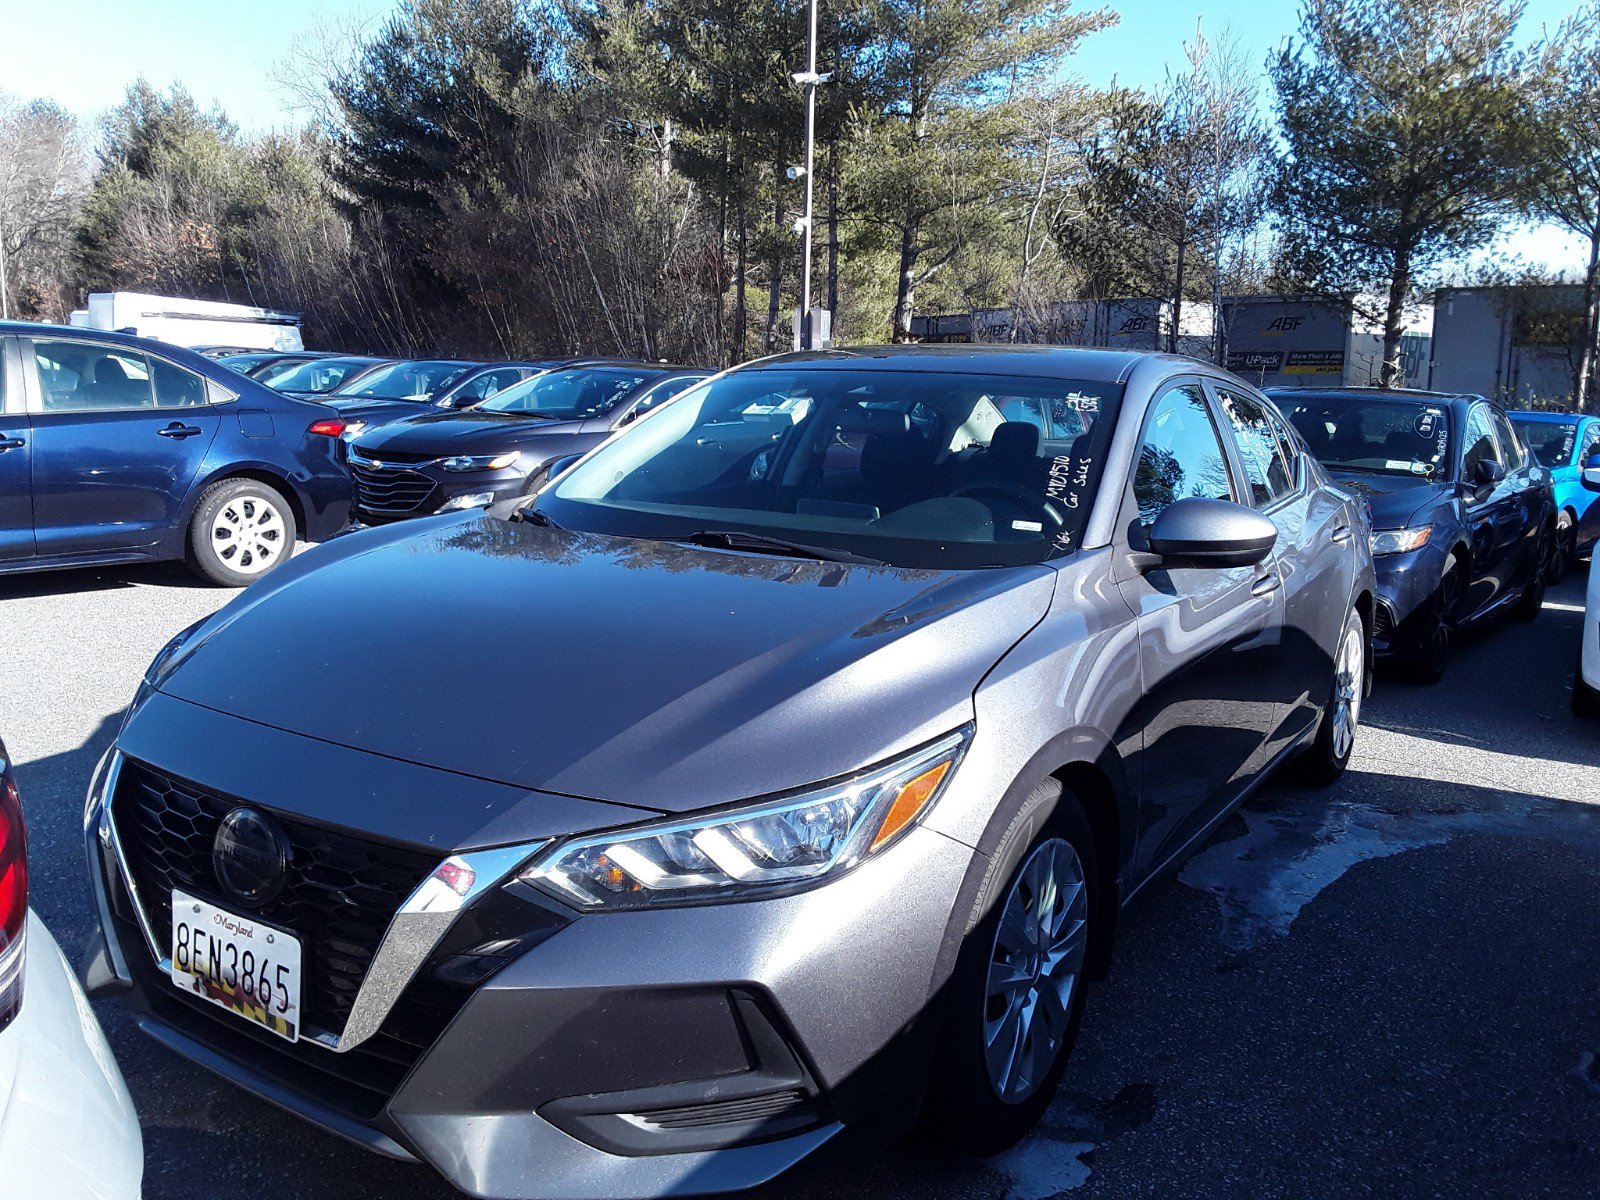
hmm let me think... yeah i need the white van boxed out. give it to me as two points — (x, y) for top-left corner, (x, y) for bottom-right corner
(70, 291), (303, 352)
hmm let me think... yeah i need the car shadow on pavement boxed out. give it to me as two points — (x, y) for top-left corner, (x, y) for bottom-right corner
(0, 561), (219, 602)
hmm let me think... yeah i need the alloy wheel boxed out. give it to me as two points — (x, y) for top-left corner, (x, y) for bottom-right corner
(1331, 620), (1364, 759)
(210, 495), (287, 576)
(984, 838), (1088, 1105)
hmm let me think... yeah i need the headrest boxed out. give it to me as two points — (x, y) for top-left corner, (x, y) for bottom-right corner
(989, 421), (1041, 460)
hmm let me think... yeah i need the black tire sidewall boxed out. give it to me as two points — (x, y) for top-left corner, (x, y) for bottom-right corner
(924, 788), (1098, 1156)
(188, 480), (296, 587)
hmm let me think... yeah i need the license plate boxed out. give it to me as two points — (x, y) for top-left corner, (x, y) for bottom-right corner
(169, 889), (302, 1043)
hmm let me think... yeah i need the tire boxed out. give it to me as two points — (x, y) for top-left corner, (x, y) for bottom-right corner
(1296, 608), (1365, 786)
(1549, 512), (1578, 582)
(1512, 529), (1549, 623)
(923, 784), (1098, 1157)
(1407, 557), (1461, 684)
(1576, 663), (1600, 719)
(187, 478), (297, 587)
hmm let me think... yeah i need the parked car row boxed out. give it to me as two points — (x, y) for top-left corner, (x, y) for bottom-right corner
(1, 323), (1594, 1200)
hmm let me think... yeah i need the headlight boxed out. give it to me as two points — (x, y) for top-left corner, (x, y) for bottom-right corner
(441, 452), (521, 472)
(520, 727), (971, 911)
(125, 618), (208, 726)
(439, 491), (496, 512)
(1369, 525), (1432, 556)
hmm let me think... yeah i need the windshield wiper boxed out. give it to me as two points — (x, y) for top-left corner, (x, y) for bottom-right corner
(675, 529), (885, 565)
(511, 505), (562, 528)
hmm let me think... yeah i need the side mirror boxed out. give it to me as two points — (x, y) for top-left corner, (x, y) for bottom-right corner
(1472, 459), (1506, 488)
(1582, 454), (1600, 493)
(1147, 497), (1278, 569)
(544, 453), (582, 483)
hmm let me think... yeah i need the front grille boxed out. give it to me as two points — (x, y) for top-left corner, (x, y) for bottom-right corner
(350, 462), (437, 517)
(111, 758), (438, 1038)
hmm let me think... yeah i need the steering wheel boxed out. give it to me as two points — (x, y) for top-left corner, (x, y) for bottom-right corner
(950, 483), (1066, 529)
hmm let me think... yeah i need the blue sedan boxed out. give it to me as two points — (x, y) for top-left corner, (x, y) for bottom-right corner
(1509, 410), (1600, 577)
(0, 323), (352, 586)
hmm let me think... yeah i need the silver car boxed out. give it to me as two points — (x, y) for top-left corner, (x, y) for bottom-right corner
(83, 346), (1374, 1198)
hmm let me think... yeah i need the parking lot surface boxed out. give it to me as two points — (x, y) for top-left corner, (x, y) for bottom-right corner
(3, 561), (1597, 1200)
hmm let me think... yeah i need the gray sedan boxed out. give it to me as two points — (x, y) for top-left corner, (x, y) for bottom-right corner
(83, 345), (1375, 1198)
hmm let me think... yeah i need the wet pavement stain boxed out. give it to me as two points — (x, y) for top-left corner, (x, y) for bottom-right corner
(991, 1084), (1158, 1199)
(1179, 790), (1600, 954)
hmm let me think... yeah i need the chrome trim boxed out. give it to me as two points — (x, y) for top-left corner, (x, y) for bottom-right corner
(317, 842), (545, 1053)
(92, 748), (548, 1054)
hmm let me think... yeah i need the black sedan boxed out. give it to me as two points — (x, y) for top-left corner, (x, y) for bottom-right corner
(1271, 387), (1555, 680)
(346, 362), (708, 523)
(320, 358), (479, 436)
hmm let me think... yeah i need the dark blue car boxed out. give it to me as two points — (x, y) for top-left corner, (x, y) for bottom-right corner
(1272, 387), (1555, 681)
(0, 323), (352, 587)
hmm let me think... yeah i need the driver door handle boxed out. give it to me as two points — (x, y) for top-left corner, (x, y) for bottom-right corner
(1331, 524), (1352, 544)
(158, 423), (204, 439)
(1251, 572), (1281, 597)
(0, 437), (24, 451)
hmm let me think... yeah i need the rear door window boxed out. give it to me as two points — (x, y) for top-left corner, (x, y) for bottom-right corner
(151, 357), (208, 408)
(1216, 386), (1294, 507)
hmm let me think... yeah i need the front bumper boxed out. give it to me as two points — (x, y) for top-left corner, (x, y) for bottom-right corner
(349, 463), (531, 525)
(1369, 542), (1448, 657)
(84, 733), (976, 1199)
(0, 914), (143, 1200)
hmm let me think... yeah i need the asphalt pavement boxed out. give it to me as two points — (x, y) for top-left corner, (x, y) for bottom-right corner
(2, 559), (1597, 1200)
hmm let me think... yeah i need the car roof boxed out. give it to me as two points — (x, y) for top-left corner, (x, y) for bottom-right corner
(1267, 386), (1479, 408)
(1507, 409), (1585, 423)
(743, 344), (1174, 383)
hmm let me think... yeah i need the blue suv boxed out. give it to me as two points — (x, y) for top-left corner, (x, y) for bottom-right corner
(0, 324), (352, 587)
(1509, 410), (1600, 577)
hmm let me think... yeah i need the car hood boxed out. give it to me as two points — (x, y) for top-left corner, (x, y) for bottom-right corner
(155, 516), (1055, 816)
(1324, 469), (1453, 528)
(354, 409), (588, 455)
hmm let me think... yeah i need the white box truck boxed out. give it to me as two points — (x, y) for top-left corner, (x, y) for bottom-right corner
(68, 291), (303, 352)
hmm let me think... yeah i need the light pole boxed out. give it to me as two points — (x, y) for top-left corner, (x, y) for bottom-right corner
(790, 0), (829, 350)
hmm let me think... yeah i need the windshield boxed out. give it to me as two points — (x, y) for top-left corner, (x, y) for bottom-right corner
(336, 360), (471, 400)
(264, 358), (379, 393)
(1511, 418), (1576, 468)
(479, 368), (657, 419)
(1278, 394), (1451, 479)
(535, 367), (1122, 569)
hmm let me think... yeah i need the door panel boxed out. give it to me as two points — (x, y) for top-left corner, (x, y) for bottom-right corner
(24, 337), (221, 556)
(1461, 404), (1515, 615)
(1116, 381), (1285, 879)
(0, 339), (34, 561)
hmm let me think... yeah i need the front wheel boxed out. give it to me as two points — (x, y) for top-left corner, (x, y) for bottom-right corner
(1407, 559), (1460, 684)
(923, 788), (1097, 1156)
(187, 479), (296, 587)
(1549, 513), (1578, 582)
(1297, 608), (1365, 785)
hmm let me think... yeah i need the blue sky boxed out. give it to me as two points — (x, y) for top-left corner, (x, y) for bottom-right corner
(1, 0), (1585, 268)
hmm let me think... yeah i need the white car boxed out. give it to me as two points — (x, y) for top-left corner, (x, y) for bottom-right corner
(1578, 461), (1600, 718)
(0, 747), (143, 1199)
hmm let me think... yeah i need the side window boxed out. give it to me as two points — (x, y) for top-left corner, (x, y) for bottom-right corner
(31, 339), (153, 413)
(1488, 409), (1524, 466)
(1216, 387), (1294, 506)
(151, 357), (207, 408)
(1462, 406), (1502, 477)
(1133, 383), (1235, 528)
(1580, 422), (1600, 466)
